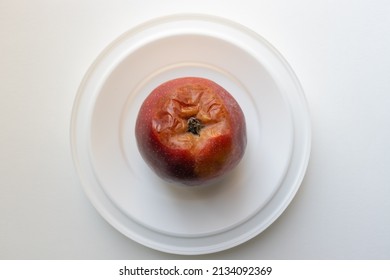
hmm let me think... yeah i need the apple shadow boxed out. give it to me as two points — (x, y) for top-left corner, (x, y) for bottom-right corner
(161, 162), (246, 201)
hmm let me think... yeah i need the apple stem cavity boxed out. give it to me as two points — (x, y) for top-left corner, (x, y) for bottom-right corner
(187, 117), (204, 136)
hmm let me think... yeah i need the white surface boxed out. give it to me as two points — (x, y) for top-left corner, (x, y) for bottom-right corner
(1, 0), (389, 259)
(71, 15), (310, 254)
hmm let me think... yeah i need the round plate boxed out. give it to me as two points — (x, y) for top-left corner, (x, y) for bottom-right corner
(71, 14), (311, 255)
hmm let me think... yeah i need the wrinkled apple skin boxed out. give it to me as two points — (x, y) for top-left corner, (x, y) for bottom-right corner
(135, 77), (247, 186)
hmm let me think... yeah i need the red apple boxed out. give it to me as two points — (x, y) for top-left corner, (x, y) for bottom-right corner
(135, 77), (247, 186)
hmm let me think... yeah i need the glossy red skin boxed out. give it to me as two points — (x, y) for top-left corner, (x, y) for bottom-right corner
(135, 77), (247, 186)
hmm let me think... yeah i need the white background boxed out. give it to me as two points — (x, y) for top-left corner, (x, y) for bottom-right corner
(1, 0), (389, 259)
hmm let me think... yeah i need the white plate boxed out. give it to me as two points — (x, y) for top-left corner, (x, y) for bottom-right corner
(71, 14), (311, 255)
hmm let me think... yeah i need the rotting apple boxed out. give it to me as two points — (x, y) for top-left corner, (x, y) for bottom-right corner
(135, 77), (247, 186)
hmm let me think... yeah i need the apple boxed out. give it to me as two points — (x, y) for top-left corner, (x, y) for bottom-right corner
(135, 77), (247, 186)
